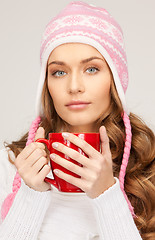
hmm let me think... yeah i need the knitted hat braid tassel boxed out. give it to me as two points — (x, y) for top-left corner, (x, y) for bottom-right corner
(1, 116), (41, 221)
(119, 111), (135, 217)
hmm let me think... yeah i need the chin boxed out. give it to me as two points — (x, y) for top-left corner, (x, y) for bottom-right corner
(65, 118), (91, 125)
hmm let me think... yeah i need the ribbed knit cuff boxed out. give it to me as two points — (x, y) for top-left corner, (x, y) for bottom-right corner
(0, 180), (52, 240)
(89, 178), (142, 240)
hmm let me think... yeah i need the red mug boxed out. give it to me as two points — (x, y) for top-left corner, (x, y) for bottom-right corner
(36, 133), (100, 192)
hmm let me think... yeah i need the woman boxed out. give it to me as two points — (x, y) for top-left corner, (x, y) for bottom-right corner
(0, 1), (154, 239)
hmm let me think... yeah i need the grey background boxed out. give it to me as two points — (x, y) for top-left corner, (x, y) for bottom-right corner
(0, 0), (155, 149)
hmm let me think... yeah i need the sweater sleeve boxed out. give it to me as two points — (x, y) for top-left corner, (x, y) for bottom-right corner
(0, 148), (52, 240)
(89, 177), (142, 240)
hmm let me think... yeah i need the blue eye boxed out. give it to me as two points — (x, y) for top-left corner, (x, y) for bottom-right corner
(52, 71), (66, 77)
(86, 67), (99, 73)
(51, 67), (99, 77)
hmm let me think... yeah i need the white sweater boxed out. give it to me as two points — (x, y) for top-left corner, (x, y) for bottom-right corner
(0, 148), (142, 240)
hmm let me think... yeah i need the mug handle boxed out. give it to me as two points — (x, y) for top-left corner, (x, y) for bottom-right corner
(35, 138), (58, 189)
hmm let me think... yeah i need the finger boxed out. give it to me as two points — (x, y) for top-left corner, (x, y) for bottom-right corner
(32, 156), (48, 174)
(54, 132), (100, 159)
(15, 142), (45, 167)
(26, 148), (47, 167)
(21, 126), (45, 161)
(17, 149), (47, 173)
(51, 154), (88, 178)
(34, 127), (45, 141)
(37, 164), (51, 183)
(51, 142), (90, 167)
(53, 169), (85, 190)
(33, 165), (51, 191)
(99, 126), (111, 156)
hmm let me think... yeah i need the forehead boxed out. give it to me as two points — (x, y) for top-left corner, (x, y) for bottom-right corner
(48, 43), (104, 62)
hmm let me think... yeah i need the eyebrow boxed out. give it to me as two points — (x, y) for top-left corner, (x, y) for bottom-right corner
(48, 56), (104, 66)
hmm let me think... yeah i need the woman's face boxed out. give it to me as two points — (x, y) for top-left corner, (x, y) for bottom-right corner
(47, 43), (112, 132)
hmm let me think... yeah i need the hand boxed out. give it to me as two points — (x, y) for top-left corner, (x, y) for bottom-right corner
(50, 126), (115, 198)
(14, 127), (51, 192)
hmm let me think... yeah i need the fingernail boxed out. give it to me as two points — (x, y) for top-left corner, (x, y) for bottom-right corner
(52, 142), (58, 148)
(54, 169), (59, 175)
(62, 132), (69, 138)
(50, 154), (55, 160)
(37, 127), (42, 132)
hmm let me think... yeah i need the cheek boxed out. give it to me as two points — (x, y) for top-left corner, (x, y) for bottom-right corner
(48, 81), (59, 102)
(102, 83), (111, 100)
(48, 83), (65, 115)
(92, 79), (111, 103)
(48, 90), (59, 106)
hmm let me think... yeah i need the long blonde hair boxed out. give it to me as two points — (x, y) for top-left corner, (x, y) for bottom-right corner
(5, 75), (155, 239)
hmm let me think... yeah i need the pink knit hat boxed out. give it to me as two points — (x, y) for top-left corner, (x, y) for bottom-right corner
(36, 0), (129, 116)
(1, 1), (135, 221)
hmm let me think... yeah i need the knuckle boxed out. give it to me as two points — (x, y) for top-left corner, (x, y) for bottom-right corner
(93, 162), (102, 174)
(32, 142), (38, 148)
(43, 164), (50, 173)
(73, 151), (80, 159)
(99, 155), (106, 164)
(38, 143), (45, 150)
(29, 142), (37, 151)
(69, 162), (76, 171)
(43, 149), (47, 156)
(91, 161), (102, 174)
(90, 173), (98, 182)
(40, 156), (48, 164)
(35, 148), (43, 156)
(38, 142), (45, 149)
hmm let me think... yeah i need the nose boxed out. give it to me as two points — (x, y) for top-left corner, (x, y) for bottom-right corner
(68, 71), (85, 94)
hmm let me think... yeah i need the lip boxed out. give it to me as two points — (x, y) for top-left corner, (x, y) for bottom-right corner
(65, 100), (91, 110)
(66, 103), (91, 110)
(65, 100), (91, 106)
